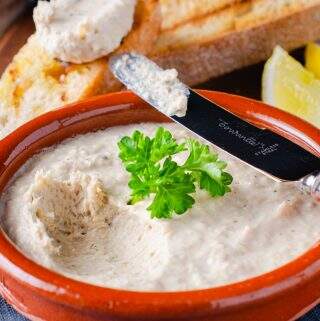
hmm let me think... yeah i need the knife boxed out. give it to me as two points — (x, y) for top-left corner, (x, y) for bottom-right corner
(109, 53), (320, 201)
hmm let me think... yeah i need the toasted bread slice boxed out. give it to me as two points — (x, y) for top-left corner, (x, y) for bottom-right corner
(155, 0), (320, 52)
(0, 0), (160, 139)
(153, 0), (320, 85)
(0, 35), (107, 138)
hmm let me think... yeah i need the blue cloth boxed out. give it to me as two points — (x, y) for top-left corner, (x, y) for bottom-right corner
(0, 298), (28, 321)
(302, 307), (320, 321)
(0, 296), (319, 320)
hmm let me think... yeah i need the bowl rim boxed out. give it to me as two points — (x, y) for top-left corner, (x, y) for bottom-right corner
(0, 90), (319, 317)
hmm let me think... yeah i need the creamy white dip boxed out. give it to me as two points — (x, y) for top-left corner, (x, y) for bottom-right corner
(2, 123), (319, 291)
(33, 0), (136, 63)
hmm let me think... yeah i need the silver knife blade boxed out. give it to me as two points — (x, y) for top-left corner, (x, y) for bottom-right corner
(109, 53), (320, 182)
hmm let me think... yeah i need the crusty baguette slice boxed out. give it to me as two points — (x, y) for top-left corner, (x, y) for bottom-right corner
(0, 0), (160, 139)
(153, 0), (320, 86)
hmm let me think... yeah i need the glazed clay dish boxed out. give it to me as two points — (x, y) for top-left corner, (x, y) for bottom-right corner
(0, 90), (319, 321)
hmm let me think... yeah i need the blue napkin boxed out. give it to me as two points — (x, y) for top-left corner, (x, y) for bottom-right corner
(0, 298), (28, 321)
(0, 296), (319, 320)
(301, 307), (320, 321)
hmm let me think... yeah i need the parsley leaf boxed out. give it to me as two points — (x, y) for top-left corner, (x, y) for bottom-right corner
(183, 139), (233, 196)
(118, 130), (152, 173)
(118, 127), (233, 219)
(147, 159), (195, 219)
(150, 127), (186, 162)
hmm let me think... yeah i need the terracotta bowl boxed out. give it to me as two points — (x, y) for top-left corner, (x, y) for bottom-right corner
(0, 90), (319, 321)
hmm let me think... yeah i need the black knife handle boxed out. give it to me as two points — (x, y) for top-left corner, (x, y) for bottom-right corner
(300, 171), (320, 202)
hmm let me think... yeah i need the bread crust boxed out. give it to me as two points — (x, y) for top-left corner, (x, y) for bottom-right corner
(153, 2), (320, 85)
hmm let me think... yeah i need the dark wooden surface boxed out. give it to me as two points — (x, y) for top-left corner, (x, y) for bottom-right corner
(0, 10), (35, 75)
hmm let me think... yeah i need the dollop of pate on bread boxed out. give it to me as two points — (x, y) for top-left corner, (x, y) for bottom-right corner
(34, 0), (137, 63)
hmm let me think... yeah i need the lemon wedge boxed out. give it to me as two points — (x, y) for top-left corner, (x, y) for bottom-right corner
(305, 42), (320, 79)
(262, 46), (320, 128)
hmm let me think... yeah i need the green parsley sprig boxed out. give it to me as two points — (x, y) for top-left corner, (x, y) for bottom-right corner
(118, 127), (233, 219)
